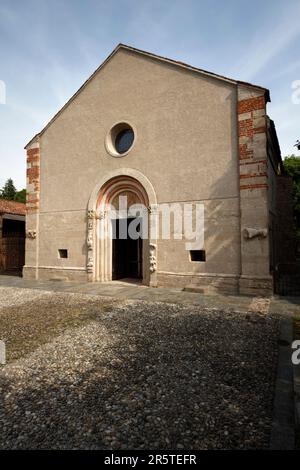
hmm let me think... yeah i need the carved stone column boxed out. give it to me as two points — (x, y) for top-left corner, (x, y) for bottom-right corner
(148, 204), (159, 287)
(87, 210), (96, 281)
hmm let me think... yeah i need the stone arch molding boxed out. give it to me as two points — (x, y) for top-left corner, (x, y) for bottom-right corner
(87, 168), (158, 286)
(88, 168), (157, 211)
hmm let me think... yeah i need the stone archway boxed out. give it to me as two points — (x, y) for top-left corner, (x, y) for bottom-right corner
(87, 169), (158, 286)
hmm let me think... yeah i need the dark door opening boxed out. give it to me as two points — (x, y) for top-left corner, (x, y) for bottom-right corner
(0, 218), (25, 276)
(112, 218), (143, 280)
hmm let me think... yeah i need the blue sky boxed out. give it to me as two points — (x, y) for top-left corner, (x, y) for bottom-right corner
(0, 0), (299, 190)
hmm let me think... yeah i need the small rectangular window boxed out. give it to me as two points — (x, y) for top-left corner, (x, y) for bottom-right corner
(58, 249), (68, 259)
(190, 250), (206, 262)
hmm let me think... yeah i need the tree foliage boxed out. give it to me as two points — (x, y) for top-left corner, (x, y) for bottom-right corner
(283, 155), (300, 236)
(14, 189), (26, 204)
(0, 178), (17, 200)
(0, 179), (26, 203)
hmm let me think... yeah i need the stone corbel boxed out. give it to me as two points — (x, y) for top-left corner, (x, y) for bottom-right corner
(243, 227), (268, 240)
(26, 230), (37, 239)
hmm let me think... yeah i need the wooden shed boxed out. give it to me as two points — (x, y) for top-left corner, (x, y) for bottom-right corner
(0, 200), (26, 275)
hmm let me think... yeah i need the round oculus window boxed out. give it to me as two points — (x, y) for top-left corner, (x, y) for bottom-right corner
(115, 128), (134, 154)
(105, 122), (135, 157)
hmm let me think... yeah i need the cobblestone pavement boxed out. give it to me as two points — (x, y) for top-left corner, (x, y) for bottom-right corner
(0, 285), (280, 449)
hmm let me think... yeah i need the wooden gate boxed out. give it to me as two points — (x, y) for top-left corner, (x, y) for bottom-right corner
(0, 237), (25, 273)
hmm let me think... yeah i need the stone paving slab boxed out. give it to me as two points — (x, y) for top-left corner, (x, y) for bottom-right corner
(0, 275), (300, 316)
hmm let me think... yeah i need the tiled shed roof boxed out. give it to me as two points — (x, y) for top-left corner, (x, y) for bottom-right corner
(0, 199), (26, 216)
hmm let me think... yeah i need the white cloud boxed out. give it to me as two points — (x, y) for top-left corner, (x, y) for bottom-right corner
(230, 2), (300, 81)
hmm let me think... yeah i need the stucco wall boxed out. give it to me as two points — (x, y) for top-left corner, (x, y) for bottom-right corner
(40, 49), (239, 211)
(25, 48), (242, 288)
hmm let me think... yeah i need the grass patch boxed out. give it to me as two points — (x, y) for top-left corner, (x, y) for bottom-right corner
(0, 294), (116, 363)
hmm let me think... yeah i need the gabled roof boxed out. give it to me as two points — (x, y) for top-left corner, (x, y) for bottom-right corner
(25, 43), (270, 149)
(0, 199), (26, 216)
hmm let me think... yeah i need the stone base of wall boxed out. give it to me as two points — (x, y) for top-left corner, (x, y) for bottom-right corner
(22, 266), (274, 296)
(158, 272), (274, 296)
(23, 266), (88, 282)
(157, 272), (240, 295)
(22, 266), (36, 280)
(239, 275), (273, 296)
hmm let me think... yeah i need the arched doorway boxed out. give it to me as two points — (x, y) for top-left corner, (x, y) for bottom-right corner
(87, 169), (158, 286)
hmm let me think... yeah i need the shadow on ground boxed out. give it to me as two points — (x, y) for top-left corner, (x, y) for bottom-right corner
(0, 301), (279, 450)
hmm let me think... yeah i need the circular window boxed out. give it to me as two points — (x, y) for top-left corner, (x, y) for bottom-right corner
(105, 122), (135, 157)
(115, 128), (134, 154)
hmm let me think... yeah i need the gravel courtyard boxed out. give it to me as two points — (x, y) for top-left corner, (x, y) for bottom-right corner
(0, 286), (279, 450)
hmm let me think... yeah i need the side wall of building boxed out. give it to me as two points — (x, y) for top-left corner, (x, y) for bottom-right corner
(275, 176), (296, 266)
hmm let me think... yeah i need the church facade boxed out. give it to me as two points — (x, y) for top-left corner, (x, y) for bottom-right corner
(24, 44), (287, 295)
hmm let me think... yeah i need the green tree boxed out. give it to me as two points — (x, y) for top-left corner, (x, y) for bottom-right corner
(283, 155), (300, 236)
(0, 178), (17, 200)
(14, 189), (26, 203)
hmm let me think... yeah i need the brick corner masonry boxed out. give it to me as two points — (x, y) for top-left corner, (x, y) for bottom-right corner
(238, 95), (268, 191)
(26, 146), (40, 213)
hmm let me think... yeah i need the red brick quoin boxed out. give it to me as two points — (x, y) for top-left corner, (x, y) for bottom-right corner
(26, 147), (40, 213)
(237, 96), (265, 114)
(238, 95), (267, 191)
